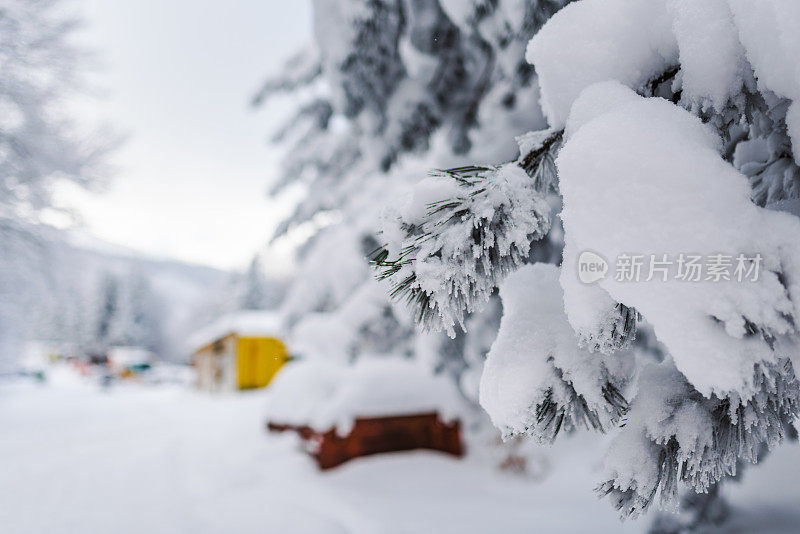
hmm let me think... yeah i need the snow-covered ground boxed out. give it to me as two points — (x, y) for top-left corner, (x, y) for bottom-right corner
(1, 367), (799, 534)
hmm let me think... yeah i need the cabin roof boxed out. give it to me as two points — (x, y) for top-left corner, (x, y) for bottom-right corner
(189, 311), (283, 352)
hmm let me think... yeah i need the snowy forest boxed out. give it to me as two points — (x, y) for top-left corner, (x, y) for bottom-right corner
(2, 0), (800, 533)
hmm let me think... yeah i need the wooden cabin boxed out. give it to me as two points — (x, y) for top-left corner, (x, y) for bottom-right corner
(265, 359), (465, 469)
(190, 311), (288, 392)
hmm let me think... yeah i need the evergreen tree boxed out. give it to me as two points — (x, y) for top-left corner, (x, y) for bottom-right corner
(375, 0), (800, 527)
(237, 256), (280, 311)
(91, 269), (164, 354)
(114, 269), (164, 353)
(94, 274), (120, 350)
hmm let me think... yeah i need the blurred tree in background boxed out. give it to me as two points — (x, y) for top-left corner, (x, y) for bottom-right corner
(0, 0), (112, 363)
(89, 269), (164, 354)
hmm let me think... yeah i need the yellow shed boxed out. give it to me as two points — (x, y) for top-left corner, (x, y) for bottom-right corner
(190, 312), (288, 392)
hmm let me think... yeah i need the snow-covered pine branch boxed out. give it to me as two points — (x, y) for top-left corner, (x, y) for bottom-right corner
(480, 264), (633, 442)
(555, 82), (800, 519)
(527, 0), (800, 211)
(515, 128), (562, 192)
(375, 59), (694, 345)
(531, 0), (800, 521)
(374, 161), (551, 336)
(257, 1), (575, 394)
(370, 62), (688, 342)
(598, 358), (800, 519)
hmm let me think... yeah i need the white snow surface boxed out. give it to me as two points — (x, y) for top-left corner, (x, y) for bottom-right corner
(187, 310), (283, 351)
(2, 369), (800, 533)
(557, 83), (800, 397)
(266, 358), (466, 434)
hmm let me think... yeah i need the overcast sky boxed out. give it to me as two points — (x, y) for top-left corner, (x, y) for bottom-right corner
(61, 0), (312, 271)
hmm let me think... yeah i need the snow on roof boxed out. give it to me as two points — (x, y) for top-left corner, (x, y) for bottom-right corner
(265, 357), (466, 435)
(189, 311), (284, 351)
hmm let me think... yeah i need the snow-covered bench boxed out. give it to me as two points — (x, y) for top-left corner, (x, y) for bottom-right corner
(265, 358), (465, 469)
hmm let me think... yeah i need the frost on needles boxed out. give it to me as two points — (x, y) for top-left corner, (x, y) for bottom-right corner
(374, 161), (552, 337)
(598, 358), (800, 519)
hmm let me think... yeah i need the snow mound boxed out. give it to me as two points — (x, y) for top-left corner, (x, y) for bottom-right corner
(265, 359), (346, 428)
